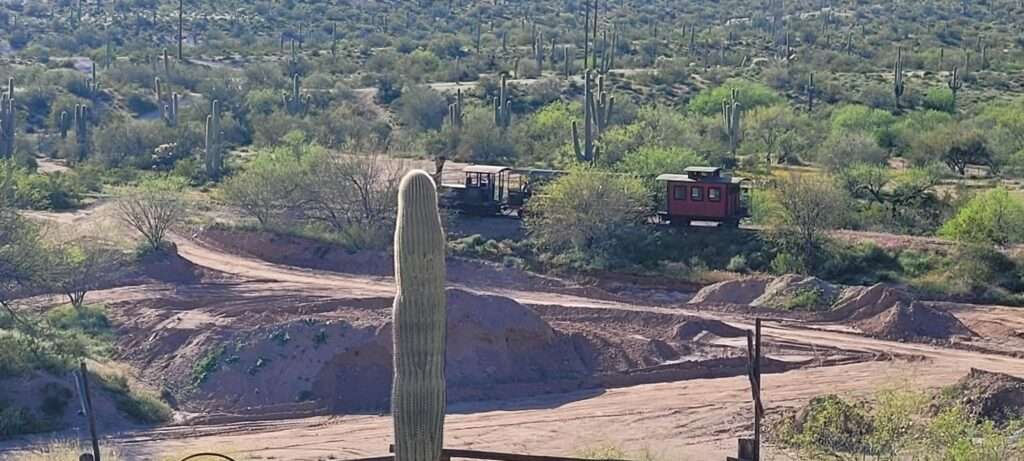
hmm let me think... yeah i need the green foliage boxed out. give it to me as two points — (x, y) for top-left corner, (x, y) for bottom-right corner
(829, 105), (896, 143)
(45, 304), (112, 340)
(511, 101), (577, 166)
(923, 88), (956, 113)
(778, 394), (875, 454)
(526, 168), (651, 268)
(765, 173), (852, 269)
(0, 160), (94, 211)
(781, 287), (829, 311)
(775, 388), (1024, 460)
(940, 188), (1024, 246)
(616, 146), (704, 194)
(817, 132), (888, 171)
(742, 104), (817, 165)
(0, 401), (56, 438)
(191, 346), (225, 387)
(396, 85), (447, 132)
(688, 79), (784, 116)
(94, 371), (172, 424)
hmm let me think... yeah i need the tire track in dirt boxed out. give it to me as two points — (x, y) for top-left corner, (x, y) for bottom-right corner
(103, 236), (1024, 460)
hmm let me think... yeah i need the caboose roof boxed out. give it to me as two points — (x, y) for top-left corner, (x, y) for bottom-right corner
(656, 173), (746, 184)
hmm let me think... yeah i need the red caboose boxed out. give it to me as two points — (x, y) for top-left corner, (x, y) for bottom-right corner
(657, 167), (749, 227)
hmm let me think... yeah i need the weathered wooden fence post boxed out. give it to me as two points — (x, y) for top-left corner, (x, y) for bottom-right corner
(76, 361), (101, 461)
(730, 318), (763, 461)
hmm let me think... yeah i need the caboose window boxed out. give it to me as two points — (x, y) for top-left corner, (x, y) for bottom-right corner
(690, 186), (704, 201)
(708, 187), (721, 202)
(673, 185), (687, 200)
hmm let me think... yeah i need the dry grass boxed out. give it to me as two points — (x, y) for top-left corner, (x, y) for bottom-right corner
(7, 440), (251, 461)
(8, 440), (123, 461)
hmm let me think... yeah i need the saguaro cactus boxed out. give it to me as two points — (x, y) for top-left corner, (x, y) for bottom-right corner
(59, 110), (70, 139)
(493, 74), (511, 130)
(284, 74), (310, 115)
(806, 73), (816, 112)
(177, 0), (184, 60)
(391, 170), (447, 461)
(948, 66), (963, 112)
(571, 70), (613, 164)
(722, 88), (742, 156)
(0, 78), (14, 159)
(162, 93), (179, 127)
(447, 89), (463, 129)
(86, 64), (100, 99)
(73, 104), (91, 161)
(893, 47), (905, 112)
(205, 100), (223, 179)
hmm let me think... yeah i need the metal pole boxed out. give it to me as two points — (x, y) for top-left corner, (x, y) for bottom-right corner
(79, 362), (101, 461)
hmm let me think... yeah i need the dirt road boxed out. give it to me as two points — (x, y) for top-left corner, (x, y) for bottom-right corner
(76, 237), (1022, 461)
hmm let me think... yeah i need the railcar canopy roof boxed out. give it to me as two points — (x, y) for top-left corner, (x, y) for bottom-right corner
(463, 165), (510, 174)
(656, 173), (747, 184)
(684, 166), (722, 174)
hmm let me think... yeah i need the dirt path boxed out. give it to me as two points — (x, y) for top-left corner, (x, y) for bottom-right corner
(84, 236), (1022, 461)
(11, 213), (1024, 460)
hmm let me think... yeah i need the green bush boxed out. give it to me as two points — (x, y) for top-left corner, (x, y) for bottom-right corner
(923, 88), (956, 113)
(94, 371), (172, 424)
(688, 79), (784, 115)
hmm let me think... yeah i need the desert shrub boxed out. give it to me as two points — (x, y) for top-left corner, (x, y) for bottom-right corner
(817, 241), (901, 285)
(923, 87), (956, 113)
(688, 79), (784, 115)
(526, 168), (652, 269)
(726, 254), (749, 273)
(817, 132), (888, 171)
(395, 85), (447, 132)
(940, 188), (1024, 246)
(5, 440), (123, 461)
(93, 371), (172, 424)
(778, 394), (875, 454)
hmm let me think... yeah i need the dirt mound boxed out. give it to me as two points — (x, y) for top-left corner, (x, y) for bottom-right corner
(750, 275), (839, 311)
(170, 288), (590, 413)
(134, 243), (206, 284)
(688, 276), (772, 305)
(671, 319), (748, 341)
(828, 284), (912, 321)
(0, 370), (155, 436)
(945, 369), (1024, 424)
(856, 301), (974, 341)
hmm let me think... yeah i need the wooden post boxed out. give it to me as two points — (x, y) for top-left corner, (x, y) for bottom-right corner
(753, 319), (762, 461)
(742, 319), (763, 461)
(78, 362), (101, 461)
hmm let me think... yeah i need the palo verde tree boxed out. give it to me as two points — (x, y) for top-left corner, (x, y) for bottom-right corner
(940, 187), (1024, 246)
(525, 167), (650, 264)
(765, 173), (852, 270)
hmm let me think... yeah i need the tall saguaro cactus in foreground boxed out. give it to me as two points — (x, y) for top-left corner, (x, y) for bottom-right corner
(391, 170), (447, 461)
